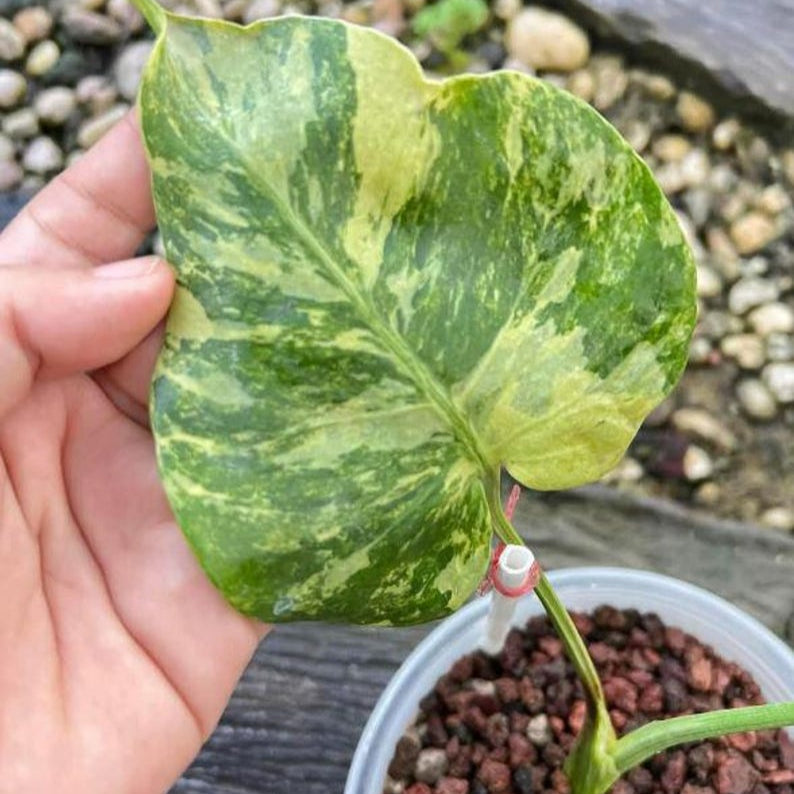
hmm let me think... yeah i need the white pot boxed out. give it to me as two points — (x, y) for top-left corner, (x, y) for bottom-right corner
(345, 567), (794, 794)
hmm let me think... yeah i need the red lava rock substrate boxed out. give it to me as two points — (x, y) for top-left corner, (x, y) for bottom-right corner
(384, 607), (794, 794)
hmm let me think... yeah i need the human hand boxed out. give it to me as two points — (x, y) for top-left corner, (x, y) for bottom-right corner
(0, 113), (267, 794)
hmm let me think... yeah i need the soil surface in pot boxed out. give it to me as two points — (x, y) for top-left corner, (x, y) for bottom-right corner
(384, 606), (794, 794)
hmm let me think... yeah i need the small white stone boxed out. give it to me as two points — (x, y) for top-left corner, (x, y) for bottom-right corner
(113, 40), (153, 101)
(75, 74), (118, 114)
(730, 211), (779, 255)
(76, 103), (128, 148)
(601, 456), (644, 484)
(682, 445), (714, 482)
(243, 0), (282, 22)
(413, 748), (448, 785)
(622, 119), (651, 153)
(783, 149), (794, 187)
(66, 149), (85, 168)
(566, 69), (595, 103)
(636, 71), (675, 100)
(735, 378), (777, 420)
(0, 158), (23, 190)
(720, 334), (766, 370)
(2, 107), (38, 139)
(748, 303), (794, 335)
(738, 256), (769, 278)
(652, 134), (691, 163)
(25, 39), (59, 77)
(759, 507), (794, 533)
(708, 163), (739, 194)
(0, 19), (26, 62)
(676, 91), (715, 133)
(680, 149), (710, 188)
(672, 408), (737, 451)
(61, 9), (123, 45)
(22, 135), (63, 174)
(695, 265), (722, 299)
(12, 6), (53, 44)
(712, 118), (741, 151)
(655, 162), (685, 195)
(688, 336), (713, 365)
(505, 7), (590, 73)
(767, 333), (794, 362)
(728, 277), (780, 315)
(590, 54), (627, 111)
(0, 68), (27, 108)
(757, 184), (791, 215)
(33, 86), (76, 125)
(106, 0), (145, 32)
(493, 0), (522, 20)
(527, 714), (552, 746)
(762, 362), (794, 403)
(0, 133), (15, 162)
(694, 481), (722, 507)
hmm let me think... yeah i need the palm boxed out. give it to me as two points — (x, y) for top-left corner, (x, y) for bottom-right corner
(0, 115), (264, 793)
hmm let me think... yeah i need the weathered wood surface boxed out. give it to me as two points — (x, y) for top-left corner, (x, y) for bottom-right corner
(550, 0), (794, 137)
(172, 486), (794, 794)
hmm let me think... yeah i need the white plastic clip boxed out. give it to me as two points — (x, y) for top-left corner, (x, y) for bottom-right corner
(480, 544), (538, 654)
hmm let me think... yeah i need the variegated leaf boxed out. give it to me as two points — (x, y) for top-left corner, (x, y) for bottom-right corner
(135, 7), (696, 625)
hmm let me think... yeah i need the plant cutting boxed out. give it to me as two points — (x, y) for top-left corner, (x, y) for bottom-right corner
(126, 2), (794, 792)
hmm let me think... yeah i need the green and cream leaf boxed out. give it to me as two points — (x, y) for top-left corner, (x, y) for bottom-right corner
(137, 12), (696, 625)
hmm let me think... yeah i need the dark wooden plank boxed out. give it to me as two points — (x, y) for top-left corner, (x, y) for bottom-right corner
(172, 487), (794, 794)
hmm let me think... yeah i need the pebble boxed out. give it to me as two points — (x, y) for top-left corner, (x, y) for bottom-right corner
(759, 507), (794, 532)
(652, 134), (691, 163)
(783, 150), (794, 186)
(0, 159), (23, 190)
(2, 107), (38, 139)
(738, 255), (768, 278)
(767, 333), (794, 362)
(720, 334), (766, 370)
(688, 336), (713, 365)
(728, 277), (780, 315)
(680, 148), (710, 188)
(671, 408), (737, 451)
(33, 86), (77, 126)
(735, 378), (778, 420)
(622, 119), (651, 153)
(0, 133), (14, 162)
(757, 184), (791, 215)
(107, 0), (146, 33)
(601, 456), (644, 484)
(566, 68), (595, 103)
(526, 714), (552, 746)
(682, 445), (714, 481)
(493, 0), (521, 20)
(696, 265), (723, 299)
(413, 748), (448, 785)
(730, 211), (779, 255)
(75, 74), (119, 114)
(12, 7), (53, 44)
(0, 68), (26, 108)
(683, 188), (713, 228)
(762, 363), (794, 403)
(25, 39), (59, 77)
(630, 69), (675, 100)
(676, 91), (715, 133)
(76, 103), (129, 148)
(0, 19), (25, 62)
(590, 54), (627, 111)
(222, 0), (249, 19)
(114, 41), (154, 101)
(699, 309), (744, 339)
(22, 135), (63, 174)
(748, 303), (794, 335)
(505, 7), (590, 73)
(243, 0), (282, 22)
(712, 118), (741, 151)
(61, 9), (124, 45)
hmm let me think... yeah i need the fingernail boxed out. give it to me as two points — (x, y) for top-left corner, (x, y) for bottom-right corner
(94, 257), (162, 279)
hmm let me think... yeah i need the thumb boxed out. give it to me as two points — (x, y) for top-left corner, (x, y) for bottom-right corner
(0, 257), (174, 418)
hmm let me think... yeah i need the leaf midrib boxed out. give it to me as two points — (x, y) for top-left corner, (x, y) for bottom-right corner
(157, 28), (494, 480)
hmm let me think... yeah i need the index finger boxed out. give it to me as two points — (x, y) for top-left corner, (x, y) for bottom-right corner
(0, 110), (156, 269)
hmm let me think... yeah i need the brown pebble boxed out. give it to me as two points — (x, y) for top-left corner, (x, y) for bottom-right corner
(665, 627), (687, 655)
(494, 677), (520, 704)
(638, 682), (664, 713)
(508, 733), (537, 767)
(610, 709), (628, 731)
(520, 678), (545, 712)
(539, 636), (563, 657)
(589, 642), (620, 665)
(780, 731), (794, 769)
(762, 771), (794, 785)
(436, 778), (470, 794)
(714, 752), (759, 794)
(627, 766), (654, 794)
(603, 677), (639, 714)
(688, 656), (714, 692)
(405, 784), (432, 794)
(662, 750), (688, 793)
(389, 733), (421, 779)
(427, 713), (449, 747)
(477, 758), (512, 793)
(485, 714), (510, 748)
(727, 733), (756, 753)
(450, 656), (474, 682)
(551, 769), (570, 794)
(612, 780), (636, 794)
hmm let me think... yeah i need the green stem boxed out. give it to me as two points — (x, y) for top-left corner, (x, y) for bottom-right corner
(129, 0), (166, 35)
(613, 703), (794, 775)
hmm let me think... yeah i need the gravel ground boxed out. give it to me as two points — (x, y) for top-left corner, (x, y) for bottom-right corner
(0, 0), (791, 531)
